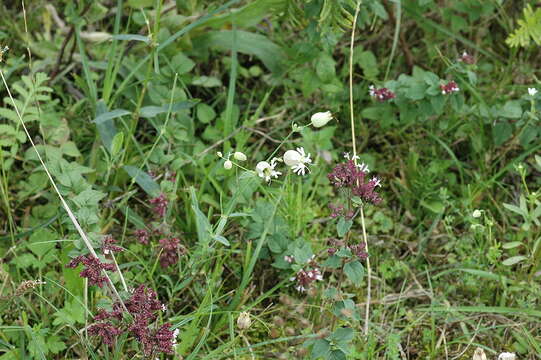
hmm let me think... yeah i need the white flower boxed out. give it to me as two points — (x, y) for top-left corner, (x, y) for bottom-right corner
(256, 159), (281, 182)
(216, 151), (223, 157)
(370, 177), (382, 187)
(311, 111), (333, 128)
(498, 353), (516, 360)
(234, 151), (247, 161)
(283, 147), (312, 176)
(472, 209), (482, 218)
(284, 255), (294, 263)
(357, 162), (370, 173)
(368, 85), (376, 97)
(172, 328), (180, 346)
(161, 304), (167, 311)
(528, 87), (538, 96)
(223, 160), (233, 170)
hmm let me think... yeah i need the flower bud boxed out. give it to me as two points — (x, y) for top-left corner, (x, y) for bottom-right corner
(472, 348), (487, 360)
(472, 209), (482, 218)
(283, 150), (301, 166)
(216, 151), (223, 157)
(310, 111), (333, 128)
(234, 151), (247, 161)
(224, 160), (233, 170)
(498, 353), (516, 360)
(237, 311), (251, 330)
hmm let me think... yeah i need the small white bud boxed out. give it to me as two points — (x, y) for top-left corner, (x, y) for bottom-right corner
(472, 348), (487, 360)
(224, 160), (233, 170)
(237, 311), (252, 330)
(498, 353), (516, 360)
(216, 151), (223, 157)
(472, 209), (482, 218)
(234, 151), (247, 161)
(310, 111), (333, 128)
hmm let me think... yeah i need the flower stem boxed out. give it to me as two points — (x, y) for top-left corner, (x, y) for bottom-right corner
(360, 206), (371, 337)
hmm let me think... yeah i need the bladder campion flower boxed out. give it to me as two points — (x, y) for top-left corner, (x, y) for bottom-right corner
(256, 159), (281, 182)
(283, 147), (312, 176)
(311, 111), (333, 127)
(528, 88), (538, 96)
(498, 353), (516, 360)
(234, 151), (247, 161)
(223, 160), (233, 170)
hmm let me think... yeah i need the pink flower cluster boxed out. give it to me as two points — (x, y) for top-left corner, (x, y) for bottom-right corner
(440, 80), (460, 95)
(159, 237), (184, 268)
(149, 194), (169, 218)
(328, 160), (382, 205)
(369, 85), (395, 102)
(293, 268), (323, 292)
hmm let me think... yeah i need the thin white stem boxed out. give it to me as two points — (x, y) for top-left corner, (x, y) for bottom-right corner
(360, 206), (371, 337)
(348, 0), (372, 337)
(349, 1), (362, 160)
(0, 69), (127, 311)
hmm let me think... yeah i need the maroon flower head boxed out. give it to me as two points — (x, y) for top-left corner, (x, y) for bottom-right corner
(88, 322), (122, 346)
(134, 229), (150, 245)
(369, 85), (395, 102)
(293, 267), (323, 292)
(158, 237), (182, 268)
(149, 194), (168, 218)
(440, 80), (460, 95)
(102, 235), (123, 254)
(349, 243), (368, 260)
(458, 51), (475, 64)
(67, 255), (116, 287)
(327, 160), (382, 205)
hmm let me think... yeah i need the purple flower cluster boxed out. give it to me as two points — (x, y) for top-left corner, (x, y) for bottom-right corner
(369, 85), (395, 102)
(102, 235), (123, 254)
(88, 285), (177, 355)
(67, 255), (116, 287)
(440, 80), (460, 95)
(293, 268), (323, 292)
(327, 239), (368, 261)
(158, 237), (183, 268)
(327, 160), (382, 205)
(149, 194), (169, 218)
(134, 229), (150, 244)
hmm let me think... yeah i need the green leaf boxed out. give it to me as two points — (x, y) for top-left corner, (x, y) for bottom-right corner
(46, 336), (66, 354)
(315, 53), (336, 83)
(123, 165), (160, 197)
(139, 100), (198, 118)
(112, 34), (150, 43)
(194, 30), (286, 73)
(502, 256), (527, 266)
(110, 132), (124, 157)
(213, 234), (230, 246)
(191, 76), (222, 87)
(311, 339), (331, 359)
(190, 187), (212, 245)
(502, 241), (523, 249)
(492, 121), (513, 146)
(27, 228), (56, 258)
(171, 53), (195, 75)
(322, 255), (341, 268)
(357, 51), (379, 80)
(196, 103), (216, 124)
(336, 217), (352, 237)
(500, 101), (523, 119)
(344, 260), (364, 284)
(94, 101), (119, 152)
